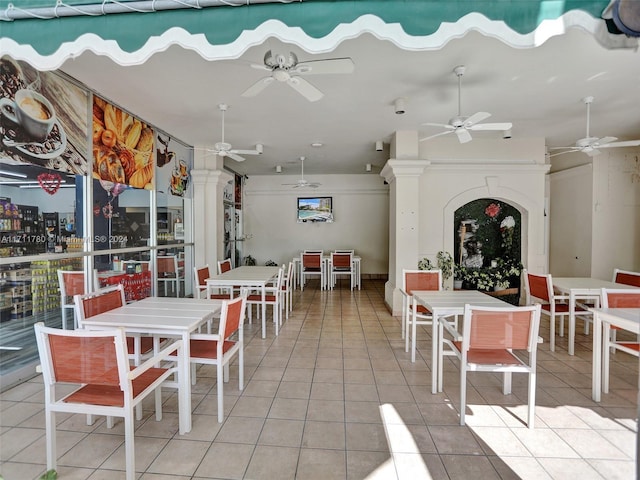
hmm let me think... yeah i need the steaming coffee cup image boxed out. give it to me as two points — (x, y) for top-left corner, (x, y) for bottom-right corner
(0, 88), (56, 142)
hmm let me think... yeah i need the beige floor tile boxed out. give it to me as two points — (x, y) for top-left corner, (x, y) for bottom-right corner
(345, 401), (383, 424)
(310, 382), (344, 401)
(345, 422), (388, 451)
(57, 432), (124, 468)
(511, 428), (581, 458)
(306, 399), (345, 422)
(344, 383), (378, 402)
(250, 366), (285, 382)
(313, 368), (344, 384)
(267, 397), (309, 420)
(230, 395), (273, 418)
(346, 450), (393, 480)
(282, 367), (314, 382)
(101, 435), (169, 472)
(297, 448), (346, 480)
(194, 442), (254, 479)
(471, 426), (532, 457)
(440, 454), (502, 480)
(216, 416), (265, 444)
(0, 401), (43, 427)
(428, 426), (483, 455)
(554, 428), (629, 460)
(376, 384), (414, 403)
(146, 438), (209, 477)
(301, 421), (345, 450)
(537, 457), (602, 479)
(488, 456), (553, 480)
(0, 427), (46, 461)
(244, 445), (299, 479)
(276, 381), (312, 399)
(257, 418), (304, 447)
(10, 429), (86, 464)
(243, 380), (280, 398)
(587, 459), (637, 480)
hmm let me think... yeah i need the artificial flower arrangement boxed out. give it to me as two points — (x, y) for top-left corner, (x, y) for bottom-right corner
(456, 258), (523, 291)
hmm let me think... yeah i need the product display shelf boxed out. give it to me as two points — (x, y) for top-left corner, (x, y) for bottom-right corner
(30, 258), (82, 315)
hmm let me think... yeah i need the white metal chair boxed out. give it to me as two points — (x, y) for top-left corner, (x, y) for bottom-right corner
(600, 288), (640, 394)
(524, 270), (590, 352)
(157, 255), (182, 297)
(280, 262), (294, 319)
(173, 295), (247, 423)
(399, 269), (442, 362)
(442, 303), (542, 428)
(330, 251), (355, 290)
(246, 267), (284, 336)
(300, 252), (324, 291)
(57, 269), (98, 330)
(34, 322), (180, 480)
(217, 258), (233, 274)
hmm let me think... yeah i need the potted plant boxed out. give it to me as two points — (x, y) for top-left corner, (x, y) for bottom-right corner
(453, 265), (465, 289)
(436, 251), (453, 286)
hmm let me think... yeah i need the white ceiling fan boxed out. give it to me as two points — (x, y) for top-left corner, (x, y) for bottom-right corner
(207, 104), (263, 162)
(420, 65), (512, 144)
(282, 157), (320, 188)
(549, 96), (640, 157)
(241, 50), (355, 102)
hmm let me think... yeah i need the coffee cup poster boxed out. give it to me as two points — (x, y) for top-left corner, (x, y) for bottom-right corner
(0, 56), (89, 174)
(92, 96), (155, 189)
(155, 133), (192, 198)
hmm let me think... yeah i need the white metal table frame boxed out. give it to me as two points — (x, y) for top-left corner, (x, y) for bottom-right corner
(206, 266), (280, 338)
(553, 278), (638, 355)
(411, 290), (510, 394)
(81, 297), (222, 435)
(591, 307), (640, 402)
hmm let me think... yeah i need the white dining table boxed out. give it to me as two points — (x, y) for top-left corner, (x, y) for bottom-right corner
(553, 278), (639, 355)
(591, 307), (640, 402)
(412, 290), (510, 394)
(206, 266), (280, 338)
(81, 296), (222, 434)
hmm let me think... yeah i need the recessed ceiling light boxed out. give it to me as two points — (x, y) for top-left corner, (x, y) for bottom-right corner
(311, 142), (323, 148)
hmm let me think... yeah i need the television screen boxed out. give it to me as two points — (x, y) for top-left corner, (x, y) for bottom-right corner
(297, 197), (333, 223)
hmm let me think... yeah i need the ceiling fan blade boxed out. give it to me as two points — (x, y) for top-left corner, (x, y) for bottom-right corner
(250, 63), (271, 71)
(548, 149), (579, 157)
(226, 152), (246, 162)
(599, 139), (640, 148)
(593, 136), (618, 146)
(548, 145), (575, 151)
(419, 130), (454, 142)
(287, 76), (323, 102)
(293, 57), (355, 75)
(469, 122), (513, 131)
(456, 128), (473, 144)
(231, 149), (260, 156)
(463, 111), (491, 127)
(422, 122), (455, 130)
(241, 76), (274, 97)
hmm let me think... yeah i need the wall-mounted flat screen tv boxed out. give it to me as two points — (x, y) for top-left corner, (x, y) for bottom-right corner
(297, 197), (333, 223)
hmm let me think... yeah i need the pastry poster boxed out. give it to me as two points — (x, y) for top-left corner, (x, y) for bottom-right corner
(92, 95), (155, 189)
(156, 133), (192, 198)
(0, 55), (89, 174)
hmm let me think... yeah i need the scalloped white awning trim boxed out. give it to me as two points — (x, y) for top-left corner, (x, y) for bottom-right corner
(1, 11), (636, 71)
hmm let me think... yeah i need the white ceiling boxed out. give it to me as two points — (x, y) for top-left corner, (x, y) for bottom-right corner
(60, 26), (640, 176)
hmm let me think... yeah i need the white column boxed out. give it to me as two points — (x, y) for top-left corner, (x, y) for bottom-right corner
(191, 168), (232, 272)
(380, 131), (429, 315)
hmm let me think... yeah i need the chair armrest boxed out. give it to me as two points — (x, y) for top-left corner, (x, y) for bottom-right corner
(439, 317), (462, 341)
(130, 339), (183, 380)
(190, 333), (221, 341)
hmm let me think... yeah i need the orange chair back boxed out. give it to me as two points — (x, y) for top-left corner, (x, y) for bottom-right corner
(158, 256), (177, 275)
(614, 271), (640, 287)
(332, 252), (351, 269)
(222, 296), (245, 339)
(404, 271), (439, 294)
(49, 334), (120, 385)
(605, 292), (640, 308)
(61, 271), (85, 296)
(526, 273), (551, 302)
(219, 259), (232, 273)
(302, 253), (321, 269)
(80, 287), (125, 319)
(195, 266), (210, 287)
(468, 309), (533, 351)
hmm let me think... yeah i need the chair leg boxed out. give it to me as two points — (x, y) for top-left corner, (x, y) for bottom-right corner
(527, 371), (536, 429)
(549, 314), (556, 352)
(411, 316), (417, 363)
(155, 386), (163, 421)
(45, 408), (56, 471)
(124, 412), (135, 480)
(217, 361), (224, 423)
(502, 372), (512, 395)
(460, 366), (467, 426)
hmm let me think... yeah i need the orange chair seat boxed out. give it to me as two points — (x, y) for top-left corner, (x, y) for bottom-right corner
(210, 293), (233, 300)
(452, 341), (520, 365)
(247, 294), (277, 302)
(184, 339), (236, 359)
(410, 304), (431, 315)
(541, 302), (586, 313)
(64, 367), (169, 406)
(617, 342), (640, 351)
(303, 267), (321, 272)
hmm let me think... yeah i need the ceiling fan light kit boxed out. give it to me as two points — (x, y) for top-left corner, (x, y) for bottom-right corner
(420, 65), (512, 144)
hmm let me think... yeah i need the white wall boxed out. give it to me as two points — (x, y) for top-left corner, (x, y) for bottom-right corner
(549, 164), (593, 277)
(242, 174), (389, 275)
(3, 184), (76, 214)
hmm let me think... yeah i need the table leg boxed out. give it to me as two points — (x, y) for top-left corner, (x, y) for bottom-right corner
(178, 331), (192, 434)
(261, 284), (266, 339)
(592, 311), (602, 402)
(431, 308), (439, 395)
(568, 292), (576, 355)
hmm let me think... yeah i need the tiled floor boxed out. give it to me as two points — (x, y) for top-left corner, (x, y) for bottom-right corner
(0, 279), (637, 479)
